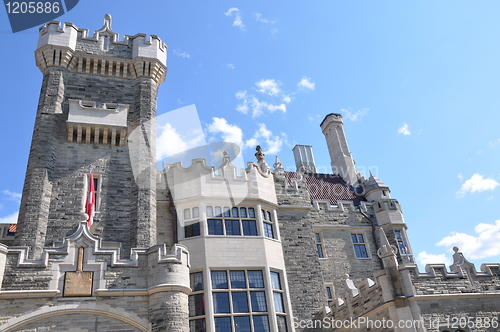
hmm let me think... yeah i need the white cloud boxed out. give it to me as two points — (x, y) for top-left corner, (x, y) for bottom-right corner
(173, 49), (190, 58)
(457, 173), (463, 181)
(297, 77), (315, 91)
(436, 220), (500, 260)
(457, 174), (499, 197)
(416, 251), (452, 267)
(254, 13), (276, 24)
(307, 114), (321, 122)
(225, 8), (245, 31)
(255, 79), (281, 96)
(398, 123), (411, 135)
(236, 91), (287, 118)
(0, 211), (18, 224)
(488, 138), (500, 148)
(156, 123), (205, 161)
(2, 190), (22, 202)
(208, 117), (244, 146)
(245, 123), (286, 155)
(226, 63), (235, 69)
(341, 108), (369, 122)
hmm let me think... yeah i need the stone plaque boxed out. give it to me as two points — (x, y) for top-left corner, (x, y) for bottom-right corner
(64, 271), (93, 297)
(63, 247), (93, 297)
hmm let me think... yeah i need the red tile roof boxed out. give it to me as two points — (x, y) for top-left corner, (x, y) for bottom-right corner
(285, 171), (366, 206)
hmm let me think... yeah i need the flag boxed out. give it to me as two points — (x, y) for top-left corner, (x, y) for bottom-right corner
(85, 168), (95, 227)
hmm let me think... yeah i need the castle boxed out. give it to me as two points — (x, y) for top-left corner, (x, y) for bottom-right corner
(0, 15), (499, 332)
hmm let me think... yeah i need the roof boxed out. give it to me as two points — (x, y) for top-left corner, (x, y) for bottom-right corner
(319, 113), (343, 127)
(285, 171), (366, 206)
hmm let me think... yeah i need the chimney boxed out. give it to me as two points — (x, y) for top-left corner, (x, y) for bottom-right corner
(320, 113), (357, 185)
(293, 145), (317, 173)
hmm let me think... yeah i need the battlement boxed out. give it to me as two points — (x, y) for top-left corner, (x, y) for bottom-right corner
(404, 259), (500, 295)
(35, 15), (167, 83)
(321, 275), (385, 325)
(1, 221), (190, 295)
(163, 154), (277, 205)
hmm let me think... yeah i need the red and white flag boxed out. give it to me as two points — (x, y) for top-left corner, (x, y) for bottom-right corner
(85, 168), (95, 227)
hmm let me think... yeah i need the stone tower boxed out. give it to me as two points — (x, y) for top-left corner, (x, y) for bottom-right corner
(15, 14), (165, 257)
(320, 113), (357, 185)
(0, 16), (190, 332)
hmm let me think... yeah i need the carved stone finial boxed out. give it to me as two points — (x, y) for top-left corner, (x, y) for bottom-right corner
(453, 246), (459, 253)
(254, 145), (269, 173)
(273, 156), (285, 180)
(221, 151), (231, 166)
(255, 145), (265, 161)
(103, 14), (112, 30)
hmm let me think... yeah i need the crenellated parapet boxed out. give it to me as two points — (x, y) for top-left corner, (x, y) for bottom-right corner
(163, 154), (277, 207)
(320, 275), (385, 328)
(35, 14), (167, 84)
(1, 221), (190, 296)
(403, 249), (500, 296)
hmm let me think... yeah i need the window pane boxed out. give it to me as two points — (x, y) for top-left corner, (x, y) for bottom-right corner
(242, 220), (257, 236)
(264, 223), (274, 239)
(213, 292), (230, 313)
(234, 316), (251, 332)
(277, 316), (288, 332)
(192, 207), (199, 218)
(184, 208), (191, 220)
(357, 234), (364, 243)
(247, 271), (264, 288)
(189, 318), (206, 332)
(351, 234), (358, 243)
(231, 292), (249, 313)
(189, 294), (205, 317)
(230, 270), (246, 288)
(212, 271), (228, 289)
(225, 220), (241, 235)
(224, 207), (230, 217)
(215, 206), (222, 217)
(240, 207), (247, 218)
(270, 272), (281, 290)
(261, 209), (266, 220)
(354, 244), (368, 258)
(185, 222), (200, 238)
(250, 291), (267, 312)
(394, 230), (402, 239)
(214, 317), (231, 332)
(326, 286), (332, 299)
(206, 206), (213, 217)
(317, 244), (324, 258)
(273, 292), (284, 313)
(267, 211), (272, 222)
(231, 207), (239, 218)
(208, 219), (223, 235)
(253, 316), (270, 332)
(248, 208), (255, 218)
(315, 233), (321, 243)
(190, 272), (203, 291)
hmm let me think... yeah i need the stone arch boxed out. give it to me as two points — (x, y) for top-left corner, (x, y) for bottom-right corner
(0, 302), (149, 332)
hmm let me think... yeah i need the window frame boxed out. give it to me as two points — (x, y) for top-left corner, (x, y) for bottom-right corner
(315, 232), (325, 259)
(350, 232), (370, 259)
(189, 271), (206, 331)
(206, 206), (258, 237)
(209, 269), (287, 332)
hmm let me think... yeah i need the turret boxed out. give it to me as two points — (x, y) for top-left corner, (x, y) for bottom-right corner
(320, 113), (357, 185)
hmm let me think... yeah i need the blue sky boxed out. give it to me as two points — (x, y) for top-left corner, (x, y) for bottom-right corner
(1, 1), (499, 270)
